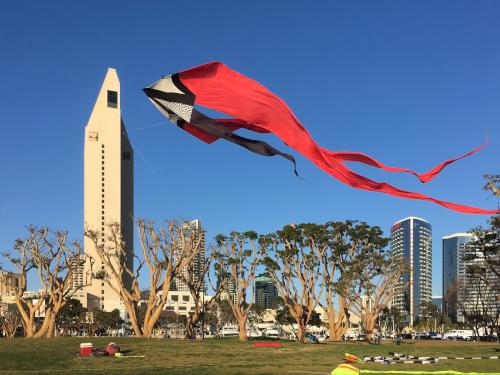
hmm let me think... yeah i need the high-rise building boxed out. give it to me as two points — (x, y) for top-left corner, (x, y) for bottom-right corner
(442, 233), (498, 323)
(442, 233), (472, 322)
(254, 272), (278, 309)
(431, 295), (443, 311)
(218, 277), (237, 305)
(390, 216), (432, 327)
(82, 68), (134, 312)
(171, 219), (205, 292)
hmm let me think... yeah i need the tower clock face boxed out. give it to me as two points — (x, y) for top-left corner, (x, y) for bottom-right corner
(89, 132), (99, 141)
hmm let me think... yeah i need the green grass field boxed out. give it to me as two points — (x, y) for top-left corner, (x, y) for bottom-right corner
(0, 338), (498, 375)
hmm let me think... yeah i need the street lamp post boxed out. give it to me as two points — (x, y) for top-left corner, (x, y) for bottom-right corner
(201, 277), (205, 340)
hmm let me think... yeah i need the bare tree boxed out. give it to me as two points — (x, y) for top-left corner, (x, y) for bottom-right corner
(181, 245), (223, 339)
(262, 224), (326, 343)
(3, 227), (90, 337)
(85, 219), (201, 337)
(213, 231), (263, 341)
(0, 302), (21, 338)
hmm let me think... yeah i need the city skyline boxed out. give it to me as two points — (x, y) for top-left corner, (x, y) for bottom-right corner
(1, 2), (499, 298)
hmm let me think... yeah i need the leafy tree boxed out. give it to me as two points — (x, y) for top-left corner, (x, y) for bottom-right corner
(93, 308), (123, 333)
(416, 301), (449, 332)
(274, 299), (321, 329)
(248, 303), (266, 324)
(336, 224), (405, 341)
(378, 306), (404, 335)
(213, 231), (263, 341)
(217, 299), (236, 327)
(56, 298), (86, 326)
(262, 223), (326, 343)
(320, 220), (385, 341)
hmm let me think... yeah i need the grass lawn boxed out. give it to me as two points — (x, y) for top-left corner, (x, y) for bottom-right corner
(0, 338), (499, 375)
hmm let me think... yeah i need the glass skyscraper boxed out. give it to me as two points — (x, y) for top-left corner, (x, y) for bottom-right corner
(442, 233), (472, 322)
(254, 272), (278, 309)
(391, 217), (432, 327)
(442, 233), (498, 323)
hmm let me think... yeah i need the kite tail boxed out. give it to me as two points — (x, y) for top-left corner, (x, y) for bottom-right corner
(322, 135), (487, 183)
(329, 159), (498, 215)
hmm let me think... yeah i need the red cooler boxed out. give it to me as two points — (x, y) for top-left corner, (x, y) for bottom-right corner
(80, 343), (93, 356)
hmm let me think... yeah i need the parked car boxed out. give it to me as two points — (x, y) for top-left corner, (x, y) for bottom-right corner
(414, 332), (431, 340)
(429, 332), (442, 340)
(304, 332), (319, 344)
(263, 326), (283, 338)
(220, 325), (239, 337)
(443, 330), (474, 341)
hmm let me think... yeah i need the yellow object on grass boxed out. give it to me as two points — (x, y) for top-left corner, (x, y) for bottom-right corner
(332, 364), (360, 375)
(361, 371), (500, 375)
(332, 365), (500, 375)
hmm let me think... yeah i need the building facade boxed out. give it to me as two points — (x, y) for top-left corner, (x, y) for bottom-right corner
(171, 219), (206, 292)
(82, 68), (134, 312)
(162, 290), (211, 317)
(391, 217), (432, 327)
(442, 233), (498, 323)
(254, 272), (278, 309)
(431, 295), (443, 311)
(218, 277), (237, 305)
(0, 272), (22, 303)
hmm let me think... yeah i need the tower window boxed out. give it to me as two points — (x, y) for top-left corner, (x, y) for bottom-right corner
(89, 132), (98, 141)
(107, 90), (118, 108)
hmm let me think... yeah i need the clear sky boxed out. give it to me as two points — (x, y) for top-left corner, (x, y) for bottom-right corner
(0, 1), (498, 295)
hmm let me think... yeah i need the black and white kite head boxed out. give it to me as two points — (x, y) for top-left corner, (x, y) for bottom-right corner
(143, 74), (195, 124)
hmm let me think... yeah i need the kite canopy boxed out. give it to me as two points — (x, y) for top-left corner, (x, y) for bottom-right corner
(144, 62), (498, 215)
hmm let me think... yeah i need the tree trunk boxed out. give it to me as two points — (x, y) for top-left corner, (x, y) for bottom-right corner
(238, 317), (248, 341)
(33, 309), (53, 338)
(5, 326), (16, 338)
(297, 319), (307, 343)
(364, 314), (376, 342)
(22, 319), (34, 338)
(142, 319), (154, 338)
(185, 311), (200, 339)
(122, 301), (143, 337)
(46, 316), (56, 338)
(327, 308), (347, 341)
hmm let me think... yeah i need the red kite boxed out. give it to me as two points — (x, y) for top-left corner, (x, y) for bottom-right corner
(144, 62), (497, 215)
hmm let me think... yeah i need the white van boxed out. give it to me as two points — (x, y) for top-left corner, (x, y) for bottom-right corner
(443, 330), (474, 340)
(220, 325), (239, 337)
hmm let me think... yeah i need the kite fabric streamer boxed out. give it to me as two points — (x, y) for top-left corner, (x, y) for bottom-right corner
(144, 62), (498, 215)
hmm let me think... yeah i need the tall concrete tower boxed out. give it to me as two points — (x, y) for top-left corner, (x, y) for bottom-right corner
(83, 68), (134, 312)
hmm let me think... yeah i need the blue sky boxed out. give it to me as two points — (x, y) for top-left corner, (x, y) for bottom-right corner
(0, 1), (498, 295)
